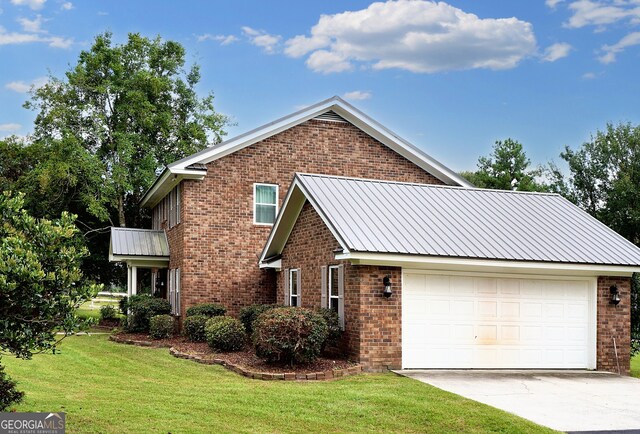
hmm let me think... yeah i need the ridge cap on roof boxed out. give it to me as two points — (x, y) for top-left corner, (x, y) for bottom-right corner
(295, 172), (560, 197)
(111, 227), (165, 233)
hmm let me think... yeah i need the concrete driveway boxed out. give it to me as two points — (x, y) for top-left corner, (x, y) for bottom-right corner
(397, 370), (640, 432)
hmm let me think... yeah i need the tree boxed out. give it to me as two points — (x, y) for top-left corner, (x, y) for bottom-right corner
(0, 192), (97, 409)
(25, 32), (229, 228)
(557, 122), (640, 352)
(463, 138), (546, 191)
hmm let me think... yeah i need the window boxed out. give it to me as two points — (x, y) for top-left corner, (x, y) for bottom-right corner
(254, 183), (278, 225)
(329, 266), (339, 312)
(153, 185), (180, 230)
(290, 269), (299, 307)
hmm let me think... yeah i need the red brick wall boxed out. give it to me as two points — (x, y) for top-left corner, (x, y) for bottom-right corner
(596, 276), (631, 374)
(278, 201), (402, 372)
(177, 118), (443, 316)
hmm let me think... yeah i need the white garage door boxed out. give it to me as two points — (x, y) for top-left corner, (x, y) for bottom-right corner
(402, 271), (596, 369)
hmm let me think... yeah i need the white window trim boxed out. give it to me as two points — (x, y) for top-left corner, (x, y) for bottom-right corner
(289, 268), (299, 307)
(253, 183), (279, 226)
(328, 265), (339, 311)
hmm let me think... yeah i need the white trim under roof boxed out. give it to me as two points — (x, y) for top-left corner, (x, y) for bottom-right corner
(142, 96), (471, 208)
(140, 167), (206, 208)
(336, 252), (640, 277)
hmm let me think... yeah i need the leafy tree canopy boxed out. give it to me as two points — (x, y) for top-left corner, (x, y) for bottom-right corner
(24, 32), (229, 228)
(462, 138), (546, 192)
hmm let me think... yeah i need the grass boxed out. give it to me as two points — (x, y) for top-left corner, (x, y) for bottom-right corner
(632, 354), (640, 378)
(2, 335), (555, 434)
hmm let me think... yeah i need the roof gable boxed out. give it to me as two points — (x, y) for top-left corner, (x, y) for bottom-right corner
(260, 173), (640, 270)
(141, 96), (471, 208)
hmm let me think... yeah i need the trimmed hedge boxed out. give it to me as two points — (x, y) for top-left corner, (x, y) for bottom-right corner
(316, 308), (341, 349)
(205, 317), (246, 352)
(186, 303), (226, 318)
(150, 314), (174, 339)
(184, 315), (208, 342)
(126, 295), (171, 333)
(100, 305), (118, 321)
(239, 304), (280, 334)
(253, 307), (328, 365)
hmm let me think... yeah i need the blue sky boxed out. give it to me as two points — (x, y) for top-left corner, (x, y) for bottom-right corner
(1, 0), (639, 171)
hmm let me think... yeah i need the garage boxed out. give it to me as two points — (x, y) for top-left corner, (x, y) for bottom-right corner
(402, 270), (596, 369)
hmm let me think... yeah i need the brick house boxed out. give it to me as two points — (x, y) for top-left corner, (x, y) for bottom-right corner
(110, 96), (640, 373)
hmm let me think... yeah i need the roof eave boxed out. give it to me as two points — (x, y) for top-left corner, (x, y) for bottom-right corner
(139, 167), (207, 208)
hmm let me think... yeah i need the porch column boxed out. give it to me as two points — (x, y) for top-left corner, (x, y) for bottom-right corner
(127, 265), (132, 297)
(131, 266), (138, 296)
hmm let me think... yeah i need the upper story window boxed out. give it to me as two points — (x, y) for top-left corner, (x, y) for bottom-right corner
(254, 183), (278, 225)
(152, 185), (180, 230)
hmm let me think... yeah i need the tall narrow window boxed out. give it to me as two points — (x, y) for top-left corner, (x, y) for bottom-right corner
(254, 183), (278, 225)
(329, 266), (339, 312)
(290, 269), (299, 307)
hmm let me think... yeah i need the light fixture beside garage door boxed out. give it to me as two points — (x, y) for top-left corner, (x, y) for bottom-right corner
(610, 285), (621, 305)
(383, 276), (392, 298)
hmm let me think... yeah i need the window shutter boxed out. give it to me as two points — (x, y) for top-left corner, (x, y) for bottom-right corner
(176, 269), (181, 316)
(169, 269), (174, 315)
(338, 264), (345, 330)
(297, 270), (302, 307)
(284, 269), (290, 306)
(176, 185), (181, 225)
(320, 266), (327, 308)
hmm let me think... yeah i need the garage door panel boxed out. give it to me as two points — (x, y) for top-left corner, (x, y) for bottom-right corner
(402, 272), (595, 369)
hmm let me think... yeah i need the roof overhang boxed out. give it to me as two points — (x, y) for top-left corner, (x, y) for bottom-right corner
(336, 252), (640, 277)
(140, 167), (207, 208)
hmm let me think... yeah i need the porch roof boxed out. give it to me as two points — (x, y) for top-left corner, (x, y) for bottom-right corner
(109, 227), (169, 263)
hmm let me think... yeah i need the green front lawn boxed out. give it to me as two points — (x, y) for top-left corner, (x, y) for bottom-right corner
(3, 335), (554, 433)
(632, 354), (640, 378)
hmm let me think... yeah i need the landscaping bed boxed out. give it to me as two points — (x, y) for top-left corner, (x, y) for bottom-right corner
(111, 331), (358, 380)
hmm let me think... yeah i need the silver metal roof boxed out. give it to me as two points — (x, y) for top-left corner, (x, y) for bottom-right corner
(110, 227), (169, 257)
(296, 173), (640, 266)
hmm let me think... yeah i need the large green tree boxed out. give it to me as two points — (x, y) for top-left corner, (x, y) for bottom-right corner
(557, 123), (640, 347)
(25, 32), (229, 228)
(0, 192), (97, 409)
(462, 138), (546, 191)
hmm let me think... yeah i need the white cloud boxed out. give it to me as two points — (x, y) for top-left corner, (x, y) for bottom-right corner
(10, 0), (46, 10)
(5, 76), (48, 92)
(197, 33), (238, 45)
(242, 26), (281, 54)
(0, 26), (73, 48)
(541, 42), (573, 61)
(599, 30), (640, 62)
(61, 2), (73, 10)
(582, 71), (597, 78)
(0, 123), (22, 132)
(564, 0), (640, 29)
(17, 14), (46, 33)
(546, 0), (565, 8)
(283, 0), (537, 74)
(342, 90), (372, 101)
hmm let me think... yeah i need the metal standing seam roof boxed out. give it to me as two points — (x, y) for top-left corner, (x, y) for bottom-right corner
(295, 173), (640, 266)
(110, 227), (169, 257)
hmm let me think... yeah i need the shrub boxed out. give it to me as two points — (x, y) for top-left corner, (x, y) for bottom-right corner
(184, 315), (208, 342)
(149, 314), (174, 340)
(205, 317), (246, 351)
(126, 295), (171, 332)
(186, 303), (226, 318)
(0, 364), (24, 411)
(239, 304), (280, 334)
(253, 307), (328, 365)
(316, 308), (342, 349)
(118, 296), (128, 315)
(100, 305), (118, 321)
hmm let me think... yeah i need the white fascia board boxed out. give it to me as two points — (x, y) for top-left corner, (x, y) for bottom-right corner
(109, 254), (170, 267)
(258, 175), (350, 266)
(170, 97), (470, 188)
(335, 252), (640, 277)
(140, 168), (206, 208)
(259, 259), (281, 270)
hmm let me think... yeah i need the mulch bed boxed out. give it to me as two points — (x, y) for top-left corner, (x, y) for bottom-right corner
(111, 331), (360, 380)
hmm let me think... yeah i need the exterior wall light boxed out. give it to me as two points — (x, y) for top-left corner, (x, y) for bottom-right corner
(383, 276), (392, 298)
(610, 284), (621, 305)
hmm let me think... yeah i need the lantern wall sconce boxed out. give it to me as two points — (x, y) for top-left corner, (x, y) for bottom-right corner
(383, 276), (392, 298)
(610, 284), (621, 305)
